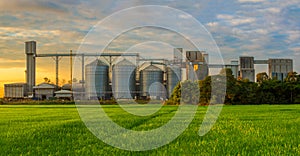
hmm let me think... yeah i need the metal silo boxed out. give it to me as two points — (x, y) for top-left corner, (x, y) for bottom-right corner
(140, 65), (166, 100)
(85, 59), (109, 100)
(112, 59), (136, 99)
(167, 65), (181, 98)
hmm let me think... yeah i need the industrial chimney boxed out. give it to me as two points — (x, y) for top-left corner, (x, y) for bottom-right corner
(25, 41), (36, 96)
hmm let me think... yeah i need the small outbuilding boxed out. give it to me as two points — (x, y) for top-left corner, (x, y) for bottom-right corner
(4, 83), (28, 99)
(33, 83), (58, 100)
(55, 90), (73, 100)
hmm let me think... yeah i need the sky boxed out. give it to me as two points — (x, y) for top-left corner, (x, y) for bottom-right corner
(0, 0), (299, 97)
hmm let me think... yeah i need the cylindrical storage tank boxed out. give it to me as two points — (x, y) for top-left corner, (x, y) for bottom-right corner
(167, 65), (181, 98)
(140, 65), (166, 100)
(85, 59), (109, 100)
(112, 59), (136, 99)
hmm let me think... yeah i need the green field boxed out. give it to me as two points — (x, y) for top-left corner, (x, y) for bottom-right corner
(0, 105), (299, 155)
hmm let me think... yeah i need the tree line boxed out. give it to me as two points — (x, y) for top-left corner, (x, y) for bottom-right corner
(166, 69), (300, 105)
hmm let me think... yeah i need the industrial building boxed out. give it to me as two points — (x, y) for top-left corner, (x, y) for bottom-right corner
(185, 51), (209, 81)
(4, 83), (28, 99)
(238, 56), (293, 82)
(239, 56), (255, 82)
(268, 59), (293, 81)
(2, 41), (295, 100)
(33, 83), (58, 100)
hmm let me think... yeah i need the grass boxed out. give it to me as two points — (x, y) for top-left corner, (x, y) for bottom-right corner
(0, 105), (299, 155)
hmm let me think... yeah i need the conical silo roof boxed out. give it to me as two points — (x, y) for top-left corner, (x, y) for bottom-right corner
(115, 59), (135, 66)
(143, 65), (162, 71)
(86, 59), (108, 67)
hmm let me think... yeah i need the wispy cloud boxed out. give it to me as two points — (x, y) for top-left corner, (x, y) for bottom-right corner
(0, 1), (66, 13)
(0, 0), (299, 83)
(238, 0), (265, 3)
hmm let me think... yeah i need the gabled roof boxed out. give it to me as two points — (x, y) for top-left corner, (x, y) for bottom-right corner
(33, 83), (57, 89)
(55, 90), (73, 94)
(55, 90), (73, 98)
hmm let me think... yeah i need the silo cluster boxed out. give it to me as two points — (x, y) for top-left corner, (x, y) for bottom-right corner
(84, 59), (182, 100)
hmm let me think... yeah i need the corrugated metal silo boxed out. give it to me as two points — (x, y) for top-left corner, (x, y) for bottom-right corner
(167, 65), (181, 98)
(85, 59), (109, 99)
(140, 65), (166, 100)
(112, 59), (136, 99)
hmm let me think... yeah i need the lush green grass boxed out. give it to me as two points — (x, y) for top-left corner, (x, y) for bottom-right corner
(0, 105), (299, 155)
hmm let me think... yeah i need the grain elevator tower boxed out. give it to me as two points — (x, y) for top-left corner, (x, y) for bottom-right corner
(25, 41), (36, 95)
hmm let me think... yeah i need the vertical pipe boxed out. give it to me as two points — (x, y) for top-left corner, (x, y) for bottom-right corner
(70, 50), (72, 90)
(55, 56), (59, 90)
(81, 54), (85, 96)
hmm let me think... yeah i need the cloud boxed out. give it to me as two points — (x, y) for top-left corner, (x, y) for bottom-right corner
(217, 14), (256, 26)
(206, 22), (219, 27)
(262, 7), (281, 14)
(238, 0), (265, 3)
(0, 27), (61, 39)
(0, 1), (66, 14)
(0, 0), (299, 81)
(217, 14), (234, 20)
(178, 14), (193, 19)
(229, 17), (256, 26)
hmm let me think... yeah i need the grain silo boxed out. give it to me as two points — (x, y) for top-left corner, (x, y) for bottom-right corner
(112, 59), (136, 99)
(167, 65), (181, 98)
(140, 65), (166, 100)
(85, 59), (109, 100)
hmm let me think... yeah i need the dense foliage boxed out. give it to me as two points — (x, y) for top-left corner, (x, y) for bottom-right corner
(167, 69), (300, 105)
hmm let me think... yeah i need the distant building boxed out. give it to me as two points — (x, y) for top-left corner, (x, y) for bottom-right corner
(173, 48), (183, 64)
(185, 51), (208, 81)
(239, 56), (255, 82)
(4, 83), (28, 99)
(33, 83), (58, 100)
(230, 60), (239, 78)
(268, 59), (293, 81)
(55, 90), (73, 100)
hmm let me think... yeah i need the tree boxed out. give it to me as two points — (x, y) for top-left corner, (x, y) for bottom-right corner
(285, 71), (298, 82)
(166, 82), (181, 105)
(44, 77), (51, 83)
(285, 71), (299, 103)
(199, 76), (211, 104)
(256, 72), (269, 84)
(219, 68), (237, 104)
(219, 68), (233, 78)
(60, 79), (66, 86)
(232, 78), (258, 105)
(181, 80), (199, 104)
(68, 78), (78, 84)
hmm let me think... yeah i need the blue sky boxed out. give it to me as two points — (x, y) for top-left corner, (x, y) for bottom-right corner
(0, 0), (299, 83)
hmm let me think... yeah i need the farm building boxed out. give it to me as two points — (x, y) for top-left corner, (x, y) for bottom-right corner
(4, 83), (28, 99)
(33, 83), (58, 100)
(55, 90), (73, 100)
